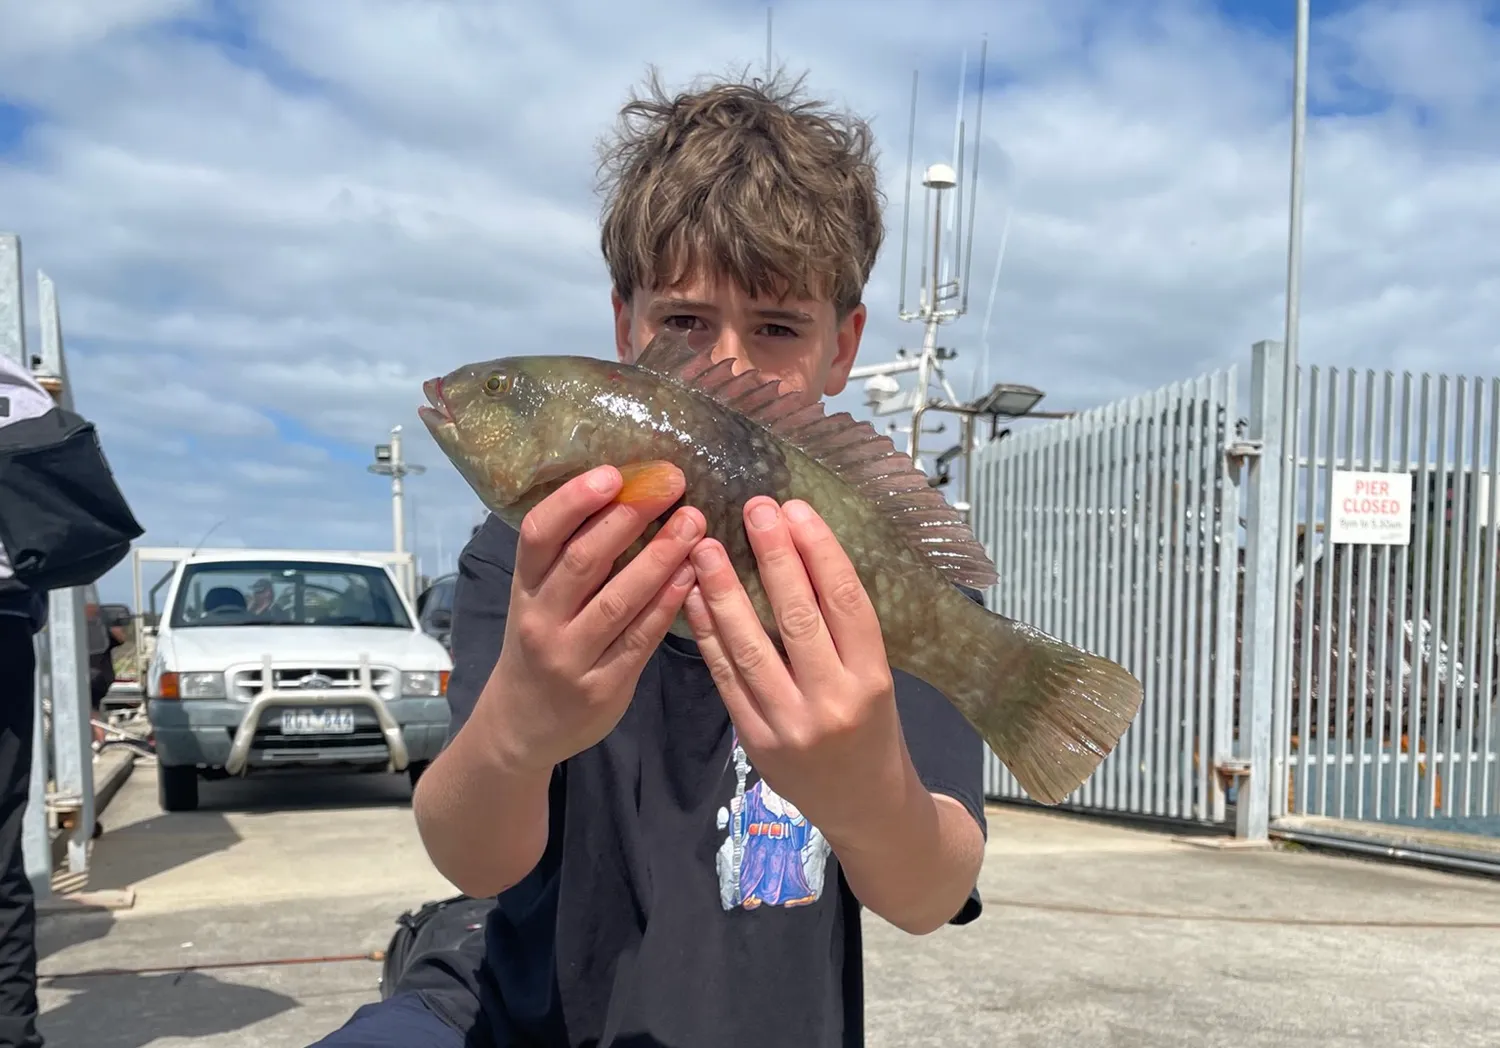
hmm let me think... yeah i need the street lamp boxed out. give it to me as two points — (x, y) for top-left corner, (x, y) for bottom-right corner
(922, 381), (1048, 518)
(970, 381), (1045, 419)
(367, 424), (425, 555)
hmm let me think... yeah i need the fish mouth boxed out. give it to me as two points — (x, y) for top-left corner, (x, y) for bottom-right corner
(418, 376), (454, 428)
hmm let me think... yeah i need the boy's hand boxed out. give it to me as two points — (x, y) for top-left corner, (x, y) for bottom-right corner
(681, 496), (912, 845)
(478, 464), (704, 773)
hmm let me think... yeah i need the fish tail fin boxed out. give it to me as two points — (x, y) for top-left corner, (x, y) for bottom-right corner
(934, 596), (1144, 806)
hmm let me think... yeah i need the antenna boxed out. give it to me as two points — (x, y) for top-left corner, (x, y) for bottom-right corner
(896, 69), (917, 317)
(975, 202), (1012, 396)
(188, 518), (227, 559)
(961, 36), (987, 312)
(949, 49), (967, 296)
(848, 34), (1038, 520)
(889, 40), (987, 328)
(765, 6), (773, 79)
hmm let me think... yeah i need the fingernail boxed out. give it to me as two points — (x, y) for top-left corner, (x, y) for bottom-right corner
(692, 543), (725, 571)
(674, 510), (703, 539)
(589, 467), (618, 493)
(672, 562), (695, 586)
(784, 501), (813, 523)
(747, 501), (778, 531)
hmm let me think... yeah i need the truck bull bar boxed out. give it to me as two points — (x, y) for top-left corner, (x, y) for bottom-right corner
(224, 654), (410, 775)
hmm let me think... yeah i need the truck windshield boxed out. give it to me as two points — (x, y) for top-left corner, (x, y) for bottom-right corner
(168, 560), (413, 630)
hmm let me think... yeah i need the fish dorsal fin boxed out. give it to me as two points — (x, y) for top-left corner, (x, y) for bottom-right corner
(631, 328), (999, 589)
(634, 328), (704, 377)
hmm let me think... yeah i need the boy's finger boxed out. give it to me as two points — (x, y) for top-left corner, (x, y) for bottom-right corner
(784, 501), (883, 666)
(595, 556), (698, 679)
(688, 538), (797, 717)
(682, 584), (773, 748)
(740, 498), (840, 692)
(573, 506), (705, 662)
(534, 469), (688, 615)
(513, 467), (624, 592)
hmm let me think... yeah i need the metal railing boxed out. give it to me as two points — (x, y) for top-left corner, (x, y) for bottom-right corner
(1, 232), (102, 896)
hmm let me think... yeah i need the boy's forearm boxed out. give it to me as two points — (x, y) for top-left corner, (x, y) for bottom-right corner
(412, 696), (553, 898)
(824, 761), (984, 936)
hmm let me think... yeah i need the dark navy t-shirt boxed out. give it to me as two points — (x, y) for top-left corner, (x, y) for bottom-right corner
(426, 515), (987, 1047)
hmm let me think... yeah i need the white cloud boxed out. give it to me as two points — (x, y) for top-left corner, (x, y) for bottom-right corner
(0, 0), (199, 62)
(1, 0), (1497, 605)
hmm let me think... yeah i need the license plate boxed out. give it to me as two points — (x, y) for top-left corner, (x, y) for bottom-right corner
(279, 708), (356, 735)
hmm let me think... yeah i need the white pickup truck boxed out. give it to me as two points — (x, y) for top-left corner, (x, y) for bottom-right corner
(133, 546), (454, 812)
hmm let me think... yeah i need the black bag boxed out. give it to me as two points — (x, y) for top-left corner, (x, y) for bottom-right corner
(379, 894), (495, 1001)
(0, 400), (144, 593)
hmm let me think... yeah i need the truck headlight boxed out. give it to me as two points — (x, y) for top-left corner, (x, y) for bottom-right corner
(401, 670), (449, 697)
(167, 671), (226, 700)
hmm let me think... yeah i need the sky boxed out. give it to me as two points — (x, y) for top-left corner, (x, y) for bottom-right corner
(2, 0), (1498, 608)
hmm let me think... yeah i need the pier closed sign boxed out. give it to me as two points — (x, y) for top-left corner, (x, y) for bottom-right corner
(1329, 470), (1411, 545)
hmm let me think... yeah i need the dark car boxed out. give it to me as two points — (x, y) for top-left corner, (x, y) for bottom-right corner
(415, 573), (456, 653)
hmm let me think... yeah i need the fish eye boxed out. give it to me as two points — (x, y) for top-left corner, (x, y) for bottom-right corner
(483, 372), (512, 395)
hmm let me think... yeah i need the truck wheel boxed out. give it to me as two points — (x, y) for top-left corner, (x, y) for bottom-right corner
(158, 764), (199, 812)
(407, 760), (429, 791)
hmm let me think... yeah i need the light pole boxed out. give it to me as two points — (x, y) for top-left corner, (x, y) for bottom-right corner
(368, 425), (425, 555)
(1284, 0), (1308, 380)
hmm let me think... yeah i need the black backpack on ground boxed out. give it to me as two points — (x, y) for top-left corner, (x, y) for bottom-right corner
(379, 894), (496, 1011)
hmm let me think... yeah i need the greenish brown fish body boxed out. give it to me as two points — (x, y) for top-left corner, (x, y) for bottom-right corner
(418, 330), (1143, 805)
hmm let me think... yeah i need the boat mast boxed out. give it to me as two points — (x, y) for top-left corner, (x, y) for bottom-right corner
(848, 37), (992, 514)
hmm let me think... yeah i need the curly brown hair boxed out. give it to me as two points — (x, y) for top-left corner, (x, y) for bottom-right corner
(596, 68), (885, 319)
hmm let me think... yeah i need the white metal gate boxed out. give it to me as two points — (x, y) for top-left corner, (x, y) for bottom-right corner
(1272, 364), (1500, 835)
(968, 364), (1243, 825)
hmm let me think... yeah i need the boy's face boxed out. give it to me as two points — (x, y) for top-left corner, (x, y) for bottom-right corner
(612, 270), (867, 407)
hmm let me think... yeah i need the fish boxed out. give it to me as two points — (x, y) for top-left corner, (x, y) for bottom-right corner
(417, 329), (1143, 805)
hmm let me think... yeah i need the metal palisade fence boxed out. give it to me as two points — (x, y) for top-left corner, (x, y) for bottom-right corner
(1275, 363), (1500, 835)
(970, 337), (1500, 862)
(968, 356), (1244, 827)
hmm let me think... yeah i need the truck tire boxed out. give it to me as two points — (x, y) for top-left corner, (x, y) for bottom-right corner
(158, 764), (199, 812)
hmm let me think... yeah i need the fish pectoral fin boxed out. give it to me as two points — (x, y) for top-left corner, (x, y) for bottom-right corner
(616, 460), (684, 504)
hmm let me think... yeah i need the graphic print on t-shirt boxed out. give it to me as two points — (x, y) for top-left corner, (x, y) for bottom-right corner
(714, 730), (833, 911)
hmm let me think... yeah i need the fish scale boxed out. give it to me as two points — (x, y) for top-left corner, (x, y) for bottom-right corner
(419, 330), (1144, 805)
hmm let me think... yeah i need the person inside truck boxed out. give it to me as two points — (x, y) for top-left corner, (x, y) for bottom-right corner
(247, 578), (289, 622)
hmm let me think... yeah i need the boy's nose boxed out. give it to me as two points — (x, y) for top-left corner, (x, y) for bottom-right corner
(705, 329), (747, 370)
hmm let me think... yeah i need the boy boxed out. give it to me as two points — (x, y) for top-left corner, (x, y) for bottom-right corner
(312, 70), (988, 1048)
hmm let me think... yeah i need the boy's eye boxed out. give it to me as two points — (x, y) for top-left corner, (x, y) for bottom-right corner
(760, 324), (797, 338)
(663, 315), (706, 331)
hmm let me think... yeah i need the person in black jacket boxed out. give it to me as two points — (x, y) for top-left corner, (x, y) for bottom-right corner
(0, 582), (45, 1048)
(0, 355), (56, 1048)
(0, 351), (143, 1047)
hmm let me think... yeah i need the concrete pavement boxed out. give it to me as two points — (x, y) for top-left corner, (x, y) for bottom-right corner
(34, 760), (1500, 1047)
